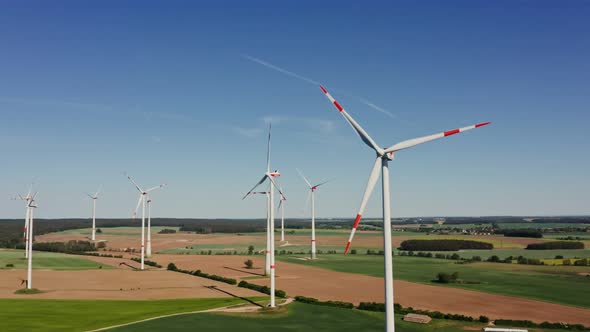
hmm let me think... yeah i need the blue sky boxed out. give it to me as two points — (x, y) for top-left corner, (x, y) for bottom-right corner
(1, 0), (589, 219)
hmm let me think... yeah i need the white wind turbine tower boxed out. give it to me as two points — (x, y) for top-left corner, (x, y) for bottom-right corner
(242, 124), (284, 308)
(15, 185), (34, 259)
(297, 169), (329, 260)
(127, 174), (166, 269)
(320, 84), (490, 332)
(136, 195), (158, 257)
(86, 186), (101, 241)
(26, 193), (37, 290)
(278, 185), (286, 242)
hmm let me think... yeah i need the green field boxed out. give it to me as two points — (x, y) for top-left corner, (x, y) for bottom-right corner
(277, 255), (590, 308)
(0, 297), (258, 332)
(106, 302), (573, 332)
(0, 250), (111, 270)
(412, 248), (590, 260)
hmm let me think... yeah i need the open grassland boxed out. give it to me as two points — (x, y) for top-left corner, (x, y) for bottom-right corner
(0, 249), (111, 270)
(0, 297), (254, 332)
(106, 302), (571, 332)
(277, 255), (590, 308)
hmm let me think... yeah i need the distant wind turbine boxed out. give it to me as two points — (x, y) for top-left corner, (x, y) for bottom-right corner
(320, 84), (490, 332)
(127, 174), (166, 269)
(242, 124), (285, 308)
(86, 186), (101, 241)
(297, 169), (329, 260)
(26, 193), (37, 289)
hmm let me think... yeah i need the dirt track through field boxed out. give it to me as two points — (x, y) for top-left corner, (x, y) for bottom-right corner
(151, 254), (590, 325)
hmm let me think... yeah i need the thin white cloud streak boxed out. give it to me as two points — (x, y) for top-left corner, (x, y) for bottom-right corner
(242, 54), (395, 119)
(242, 55), (320, 85)
(359, 98), (395, 119)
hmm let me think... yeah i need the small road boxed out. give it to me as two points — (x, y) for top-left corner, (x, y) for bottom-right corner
(85, 297), (294, 332)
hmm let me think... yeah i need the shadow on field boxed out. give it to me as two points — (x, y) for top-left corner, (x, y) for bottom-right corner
(204, 286), (264, 308)
(223, 266), (265, 276)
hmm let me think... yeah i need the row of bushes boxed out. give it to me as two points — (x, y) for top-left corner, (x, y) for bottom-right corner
(495, 319), (588, 331)
(294, 296), (354, 309)
(497, 229), (543, 238)
(79, 252), (123, 259)
(237, 280), (287, 298)
(166, 263), (237, 285)
(526, 241), (584, 250)
(130, 258), (162, 268)
(399, 239), (493, 251)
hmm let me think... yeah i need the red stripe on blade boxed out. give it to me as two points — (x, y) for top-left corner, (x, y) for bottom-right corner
(352, 214), (362, 229)
(270, 265), (275, 269)
(444, 129), (460, 136)
(476, 121), (491, 128)
(333, 101), (344, 112)
(344, 241), (352, 255)
(320, 85), (327, 94)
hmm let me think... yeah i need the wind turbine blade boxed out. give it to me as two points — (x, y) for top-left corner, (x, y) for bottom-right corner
(266, 124), (271, 173)
(85, 193), (94, 199)
(95, 185), (102, 198)
(146, 184), (166, 193)
(384, 122), (491, 154)
(242, 175), (268, 200)
(132, 194), (142, 219)
(296, 168), (312, 188)
(345, 157), (381, 254)
(313, 179), (331, 188)
(320, 85), (382, 154)
(126, 174), (143, 192)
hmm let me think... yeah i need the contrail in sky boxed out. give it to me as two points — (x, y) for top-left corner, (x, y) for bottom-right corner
(242, 54), (395, 118)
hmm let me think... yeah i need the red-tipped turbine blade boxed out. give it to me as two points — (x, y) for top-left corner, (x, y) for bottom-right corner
(384, 122), (491, 154)
(344, 157), (381, 254)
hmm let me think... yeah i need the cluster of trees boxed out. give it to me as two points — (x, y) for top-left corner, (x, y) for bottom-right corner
(496, 229), (543, 238)
(237, 280), (286, 298)
(166, 263), (237, 285)
(400, 239), (493, 251)
(294, 296), (354, 309)
(157, 229), (177, 234)
(32, 240), (96, 253)
(435, 272), (459, 283)
(526, 241), (585, 250)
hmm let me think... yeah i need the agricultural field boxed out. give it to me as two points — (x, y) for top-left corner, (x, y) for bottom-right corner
(106, 302), (573, 332)
(277, 255), (590, 308)
(0, 297), (255, 332)
(0, 249), (111, 270)
(54, 226), (181, 236)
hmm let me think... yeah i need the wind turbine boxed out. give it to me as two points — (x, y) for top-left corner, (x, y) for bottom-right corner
(242, 124), (284, 308)
(26, 193), (37, 289)
(127, 174), (165, 269)
(86, 186), (101, 241)
(14, 183), (34, 258)
(320, 84), (490, 332)
(297, 169), (329, 260)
